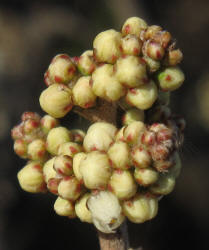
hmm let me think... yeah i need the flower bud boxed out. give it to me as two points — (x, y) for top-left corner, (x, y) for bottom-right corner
(73, 152), (87, 181)
(124, 121), (146, 145)
(143, 40), (165, 60)
(11, 124), (24, 140)
(40, 115), (59, 134)
(27, 139), (47, 161)
(153, 154), (175, 172)
(71, 129), (86, 144)
(122, 193), (158, 223)
(164, 49), (183, 66)
(87, 191), (125, 233)
(23, 119), (40, 134)
(21, 112), (40, 122)
(17, 162), (46, 193)
(72, 76), (96, 108)
(87, 122), (117, 138)
(121, 34), (142, 56)
(58, 142), (82, 157)
(48, 54), (76, 84)
(152, 31), (171, 49)
(47, 177), (61, 195)
(75, 193), (92, 223)
(93, 29), (122, 63)
(58, 176), (82, 201)
(54, 196), (76, 217)
(149, 175), (175, 195)
(77, 50), (96, 75)
(122, 108), (144, 125)
(131, 146), (152, 168)
(46, 127), (72, 155)
(14, 139), (28, 159)
(143, 25), (162, 40)
(122, 17), (147, 37)
(91, 64), (125, 101)
(108, 170), (137, 200)
(115, 56), (147, 88)
(142, 55), (160, 73)
(53, 155), (73, 176)
(80, 151), (111, 190)
(39, 84), (73, 118)
(43, 157), (56, 183)
(126, 80), (158, 110)
(134, 168), (159, 186)
(107, 141), (131, 169)
(157, 67), (185, 91)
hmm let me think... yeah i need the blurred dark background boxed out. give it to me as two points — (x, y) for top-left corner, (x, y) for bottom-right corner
(1, 0), (209, 249)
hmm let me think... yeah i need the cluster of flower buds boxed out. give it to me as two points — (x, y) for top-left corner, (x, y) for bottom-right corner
(11, 16), (185, 234)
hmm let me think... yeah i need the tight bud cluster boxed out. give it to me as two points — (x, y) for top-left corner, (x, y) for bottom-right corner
(11, 16), (185, 235)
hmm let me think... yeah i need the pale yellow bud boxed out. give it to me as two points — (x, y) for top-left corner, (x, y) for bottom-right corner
(122, 193), (158, 223)
(122, 108), (144, 125)
(17, 162), (46, 193)
(122, 17), (148, 37)
(87, 122), (117, 139)
(93, 29), (122, 63)
(80, 151), (111, 190)
(92, 64), (125, 101)
(126, 80), (158, 110)
(108, 170), (137, 200)
(121, 34), (142, 56)
(58, 176), (82, 201)
(107, 141), (131, 169)
(48, 54), (76, 84)
(14, 139), (28, 159)
(75, 193), (92, 223)
(77, 50), (96, 75)
(54, 196), (76, 217)
(124, 121), (146, 145)
(142, 55), (161, 73)
(46, 127), (72, 155)
(87, 191), (125, 233)
(70, 129), (86, 144)
(115, 56), (147, 88)
(73, 152), (87, 181)
(131, 147), (152, 168)
(27, 139), (47, 161)
(115, 126), (126, 142)
(149, 175), (175, 195)
(43, 157), (56, 183)
(72, 76), (96, 108)
(134, 168), (159, 186)
(40, 115), (59, 134)
(39, 84), (73, 118)
(58, 142), (82, 158)
(54, 155), (73, 176)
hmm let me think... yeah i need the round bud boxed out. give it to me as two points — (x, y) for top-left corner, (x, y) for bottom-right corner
(153, 154), (175, 172)
(121, 34), (142, 56)
(47, 177), (61, 195)
(46, 127), (72, 155)
(17, 162), (46, 193)
(87, 122), (117, 139)
(164, 49), (183, 66)
(87, 191), (125, 233)
(53, 155), (73, 176)
(134, 168), (159, 186)
(143, 40), (165, 60)
(71, 129), (86, 144)
(122, 108), (144, 125)
(73, 152), (87, 181)
(152, 31), (171, 49)
(149, 175), (175, 195)
(157, 67), (185, 91)
(39, 84), (73, 118)
(11, 124), (24, 140)
(23, 119), (40, 134)
(40, 115), (59, 134)
(48, 54), (76, 84)
(115, 56), (147, 88)
(27, 139), (47, 161)
(54, 196), (76, 217)
(80, 151), (111, 190)
(43, 157), (56, 183)
(131, 146), (152, 168)
(58, 142), (82, 158)
(21, 112), (41, 122)
(75, 193), (92, 223)
(77, 50), (96, 75)
(122, 193), (158, 223)
(108, 170), (137, 200)
(124, 121), (146, 145)
(93, 29), (122, 63)
(122, 17), (147, 37)
(72, 76), (96, 108)
(91, 64), (125, 101)
(144, 25), (162, 40)
(14, 139), (28, 158)
(58, 176), (82, 201)
(107, 141), (131, 170)
(142, 55), (161, 73)
(126, 80), (158, 110)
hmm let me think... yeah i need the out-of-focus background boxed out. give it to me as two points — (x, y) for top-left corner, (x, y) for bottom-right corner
(1, 0), (209, 249)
